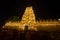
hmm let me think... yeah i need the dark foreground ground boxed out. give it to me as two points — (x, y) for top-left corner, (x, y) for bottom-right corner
(0, 28), (60, 40)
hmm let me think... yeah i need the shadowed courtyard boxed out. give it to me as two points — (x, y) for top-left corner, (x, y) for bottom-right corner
(0, 26), (60, 40)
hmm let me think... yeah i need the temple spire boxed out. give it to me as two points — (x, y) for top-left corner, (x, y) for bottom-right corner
(20, 6), (36, 26)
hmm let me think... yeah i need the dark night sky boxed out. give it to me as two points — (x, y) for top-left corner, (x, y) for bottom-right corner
(0, 0), (60, 20)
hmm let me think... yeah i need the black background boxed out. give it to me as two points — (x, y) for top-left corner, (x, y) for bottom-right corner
(0, 0), (60, 20)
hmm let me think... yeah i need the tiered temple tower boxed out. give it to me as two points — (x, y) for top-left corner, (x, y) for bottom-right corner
(20, 6), (36, 26)
(19, 6), (36, 30)
(4, 6), (60, 31)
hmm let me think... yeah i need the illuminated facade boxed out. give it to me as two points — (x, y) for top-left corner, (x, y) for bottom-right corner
(4, 6), (60, 31)
(20, 7), (36, 26)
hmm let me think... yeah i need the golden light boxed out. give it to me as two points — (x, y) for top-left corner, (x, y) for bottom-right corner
(4, 6), (60, 31)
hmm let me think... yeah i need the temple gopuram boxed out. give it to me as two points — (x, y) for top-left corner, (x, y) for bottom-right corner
(3, 6), (60, 31)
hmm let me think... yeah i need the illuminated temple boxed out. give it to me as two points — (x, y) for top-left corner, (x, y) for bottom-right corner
(4, 6), (60, 31)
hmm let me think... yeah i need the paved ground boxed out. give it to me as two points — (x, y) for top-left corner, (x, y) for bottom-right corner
(0, 28), (60, 40)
